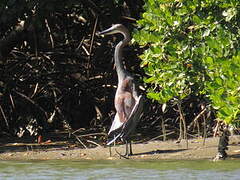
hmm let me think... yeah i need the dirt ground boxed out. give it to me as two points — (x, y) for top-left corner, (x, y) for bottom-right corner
(0, 134), (240, 161)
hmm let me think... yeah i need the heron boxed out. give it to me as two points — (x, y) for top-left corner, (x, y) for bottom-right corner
(98, 24), (144, 158)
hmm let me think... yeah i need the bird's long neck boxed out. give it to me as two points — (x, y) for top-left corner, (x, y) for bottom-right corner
(114, 32), (130, 83)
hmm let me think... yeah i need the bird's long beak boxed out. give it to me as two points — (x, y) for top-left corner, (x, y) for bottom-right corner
(97, 26), (115, 36)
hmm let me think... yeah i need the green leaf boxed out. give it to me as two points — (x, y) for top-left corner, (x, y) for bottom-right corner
(205, 56), (213, 64)
(222, 8), (237, 22)
(147, 92), (160, 101)
(145, 77), (156, 83)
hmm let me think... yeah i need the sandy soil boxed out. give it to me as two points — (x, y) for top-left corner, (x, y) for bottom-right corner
(0, 135), (240, 161)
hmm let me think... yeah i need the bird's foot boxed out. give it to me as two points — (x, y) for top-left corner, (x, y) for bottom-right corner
(115, 149), (130, 159)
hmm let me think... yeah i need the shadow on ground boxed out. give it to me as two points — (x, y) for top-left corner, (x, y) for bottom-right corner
(229, 154), (240, 159)
(133, 149), (187, 156)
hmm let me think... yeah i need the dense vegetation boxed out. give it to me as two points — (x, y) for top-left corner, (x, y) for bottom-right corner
(0, 0), (239, 147)
(0, 0), (144, 142)
(134, 0), (240, 128)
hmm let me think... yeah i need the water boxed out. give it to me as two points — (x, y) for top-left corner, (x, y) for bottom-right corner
(1, 159), (240, 180)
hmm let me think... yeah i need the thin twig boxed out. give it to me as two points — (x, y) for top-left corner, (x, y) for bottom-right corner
(161, 116), (166, 141)
(147, 132), (175, 142)
(13, 89), (48, 119)
(9, 93), (15, 109)
(121, 16), (136, 22)
(197, 119), (200, 137)
(213, 120), (220, 137)
(203, 113), (207, 145)
(75, 132), (107, 137)
(82, 45), (90, 56)
(87, 16), (98, 78)
(171, 125), (198, 138)
(188, 108), (207, 130)
(45, 18), (54, 48)
(76, 36), (85, 52)
(86, 139), (102, 147)
(89, 16), (98, 57)
(177, 100), (188, 148)
(31, 83), (39, 98)
(0, 104), (9, 129)
(72, 133), (88, 149)
(71, 128), (86, 134)
(55, 106), (72, 137)
(178, 116), (183, 141)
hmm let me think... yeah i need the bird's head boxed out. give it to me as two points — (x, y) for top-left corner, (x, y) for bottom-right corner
(97, 24), (128, 37)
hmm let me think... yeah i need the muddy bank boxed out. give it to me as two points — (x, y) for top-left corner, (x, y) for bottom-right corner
(0, 136), (239, 161)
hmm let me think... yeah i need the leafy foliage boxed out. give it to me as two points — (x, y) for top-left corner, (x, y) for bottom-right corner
(134, 0), (240, 125)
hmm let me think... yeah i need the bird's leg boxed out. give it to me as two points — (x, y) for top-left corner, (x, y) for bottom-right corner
(125, 140), (129, 157)
(129, 140), (133, 156)
(115, 139), (130, 159)
(109, 145), (112, 157)
(109, 135), (117, 157)
(123, 139), (133, 158)
(114, 140), (129, 159)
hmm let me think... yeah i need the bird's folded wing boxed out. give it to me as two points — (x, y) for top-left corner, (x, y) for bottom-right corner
(108, 113), (124, 135)
(107, 95), (144, 144)
(121, 95), (144, 137)
(128, 95), (143, 120)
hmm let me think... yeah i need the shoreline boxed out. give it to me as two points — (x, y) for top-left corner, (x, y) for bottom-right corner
(0, 136), (239, 161)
